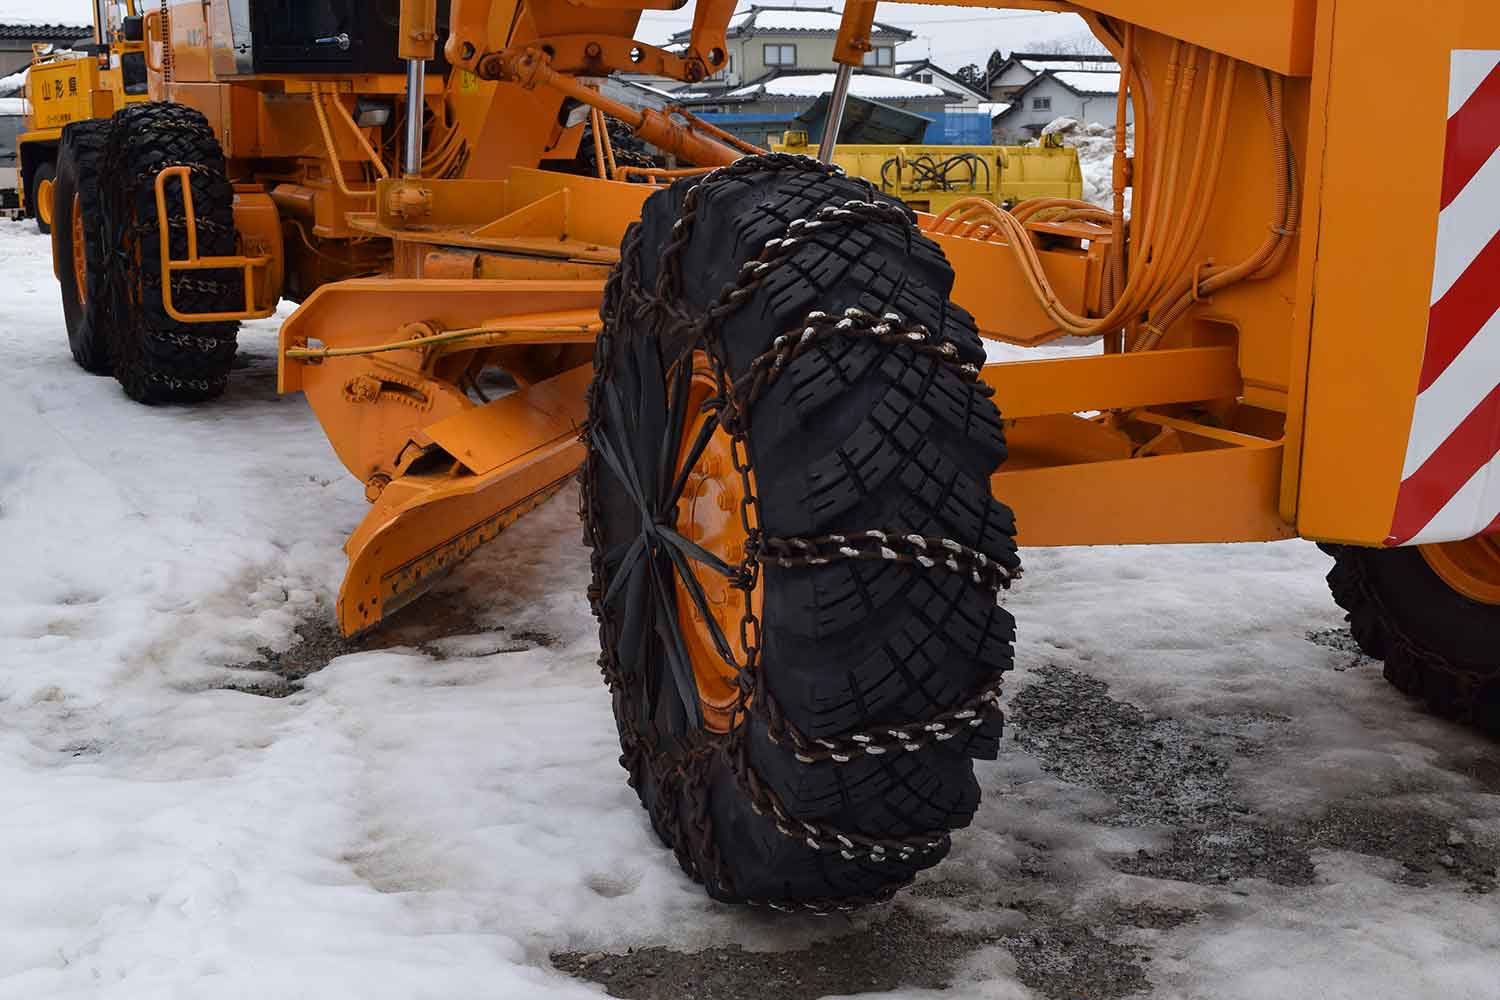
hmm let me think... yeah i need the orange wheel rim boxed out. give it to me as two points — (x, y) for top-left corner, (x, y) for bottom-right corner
(672, 353), (762, 733)
(1420, 535), (1500, 606)
(70, 193), (86, 303)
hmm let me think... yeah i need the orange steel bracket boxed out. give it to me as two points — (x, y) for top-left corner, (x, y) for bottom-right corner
(983, 346), (1241, 418)
(684, 0), (737, 79)
(833, 0), (879, 66)
(153, 166), (278, 323)
(996, 438), (1294, 546)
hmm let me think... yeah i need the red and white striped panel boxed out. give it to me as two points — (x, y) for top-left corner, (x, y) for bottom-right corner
(1388, 49), (1500, 546)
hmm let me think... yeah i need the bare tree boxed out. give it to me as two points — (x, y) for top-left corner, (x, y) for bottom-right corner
(1022, 33), (1111, 56)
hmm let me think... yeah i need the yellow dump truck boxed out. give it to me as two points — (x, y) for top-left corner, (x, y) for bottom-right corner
(777, 131), (1084, 212)
(15, 4), (149, 232)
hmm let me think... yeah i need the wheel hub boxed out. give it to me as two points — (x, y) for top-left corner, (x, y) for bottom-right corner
(71, 193), (86, 304)
(1420, 534), (1500, 606)
(36, 176), (54, 227)
(673, 357), (760, 733)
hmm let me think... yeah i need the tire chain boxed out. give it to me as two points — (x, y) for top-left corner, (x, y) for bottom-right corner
(584, 153), (1014, 913)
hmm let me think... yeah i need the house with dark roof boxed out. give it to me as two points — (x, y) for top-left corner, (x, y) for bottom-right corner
(983, 51), (1119, 101)
(669, 5), (913, 93)
(992, 67), (1129, 141)
(0, 22), (92, 77)
(894, 59), (988, 103)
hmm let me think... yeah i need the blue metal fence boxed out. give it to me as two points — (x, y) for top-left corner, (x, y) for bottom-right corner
(922, 110), (993, 145)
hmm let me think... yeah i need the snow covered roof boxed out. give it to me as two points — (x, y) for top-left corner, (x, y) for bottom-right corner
(1018, 57), (1117, 74)
(727, 71), (946, 101)
(977, 101), (1011, 119)
(1052, 70), (1121, 95)
(0, 67), (26, 97)
(893, 59), (988, 101)
(0, 0), (88, 26)
(673, 5), (912, 42)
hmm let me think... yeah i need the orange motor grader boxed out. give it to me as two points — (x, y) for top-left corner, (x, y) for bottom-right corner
(48, 0), (1500, 910)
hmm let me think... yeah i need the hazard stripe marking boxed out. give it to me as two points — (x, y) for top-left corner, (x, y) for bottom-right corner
(1441, 59), (1500, 209)
(1389, 49), (1500, 546)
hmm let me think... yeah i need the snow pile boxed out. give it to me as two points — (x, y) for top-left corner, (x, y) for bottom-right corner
(0, 0), (90, 26)
(1040, 115), (1079, 136)
(1034, 116), (1130, 208)
(0, 97), (25, 115)
(0, 67), (26, 98)
(731, 71), (946, 100)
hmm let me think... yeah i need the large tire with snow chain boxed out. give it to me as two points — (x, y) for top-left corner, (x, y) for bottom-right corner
(53, 120), (115, 374)
(100, 102), (241, 404)
(1324, 543), (1500, 736)
(581, 154), (1020, 911)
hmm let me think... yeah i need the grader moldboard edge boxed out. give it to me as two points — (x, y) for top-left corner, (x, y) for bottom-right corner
(49, 0), (1500, 910)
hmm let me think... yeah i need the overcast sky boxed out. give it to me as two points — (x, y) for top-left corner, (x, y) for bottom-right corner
(0, 0), (1093, 76)
(636, 2), (1095, 72)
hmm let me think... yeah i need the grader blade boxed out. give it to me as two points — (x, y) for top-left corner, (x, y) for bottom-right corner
(337, 364), (592, 635)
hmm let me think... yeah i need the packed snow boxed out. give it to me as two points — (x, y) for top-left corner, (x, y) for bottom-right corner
(729, 71), (948, 101)
(1, 197), (1498, 1000)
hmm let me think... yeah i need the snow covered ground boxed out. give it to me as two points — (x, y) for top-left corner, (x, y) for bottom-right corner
(2, 218), (1498, 999)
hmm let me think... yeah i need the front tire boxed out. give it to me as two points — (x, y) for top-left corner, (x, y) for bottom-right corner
(53, 121), (115, 374)
(100, 103), (241, 404)
(582, 156), (1020, 910)
(1325, 542), (1500, 735)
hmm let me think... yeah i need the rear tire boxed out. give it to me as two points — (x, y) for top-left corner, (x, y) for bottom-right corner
(53, 121), (115, 374)
(583, 158), (1019, 909)
(1324, 543), (1500, 735)
(100, 102), (241, 404)
(31, 160), (55, 235)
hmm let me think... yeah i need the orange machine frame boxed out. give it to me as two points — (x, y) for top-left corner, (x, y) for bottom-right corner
(119, 0), (1500, 632)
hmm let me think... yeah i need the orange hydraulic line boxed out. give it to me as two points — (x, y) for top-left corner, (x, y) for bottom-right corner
(1131, 46), (1202, 314)
(311, 85), (378, 198)
(590, 108), (608, 180)
(1128, 39), (1183, 292)
(1138, 70), (1297, 349)
(1142, 59), (1239, 327)
(600, 112), (619, 179)
(1140, 52), (1231, 315)
(322, 84), (391, 179)
(1108, 22), (1134, 311)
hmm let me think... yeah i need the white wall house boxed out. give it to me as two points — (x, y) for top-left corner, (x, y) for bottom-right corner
(895, 59), (987, 107)
(984, 52), (1119, 101)
(992, 68), (1131, 141)
(669, 5), (913, 93)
